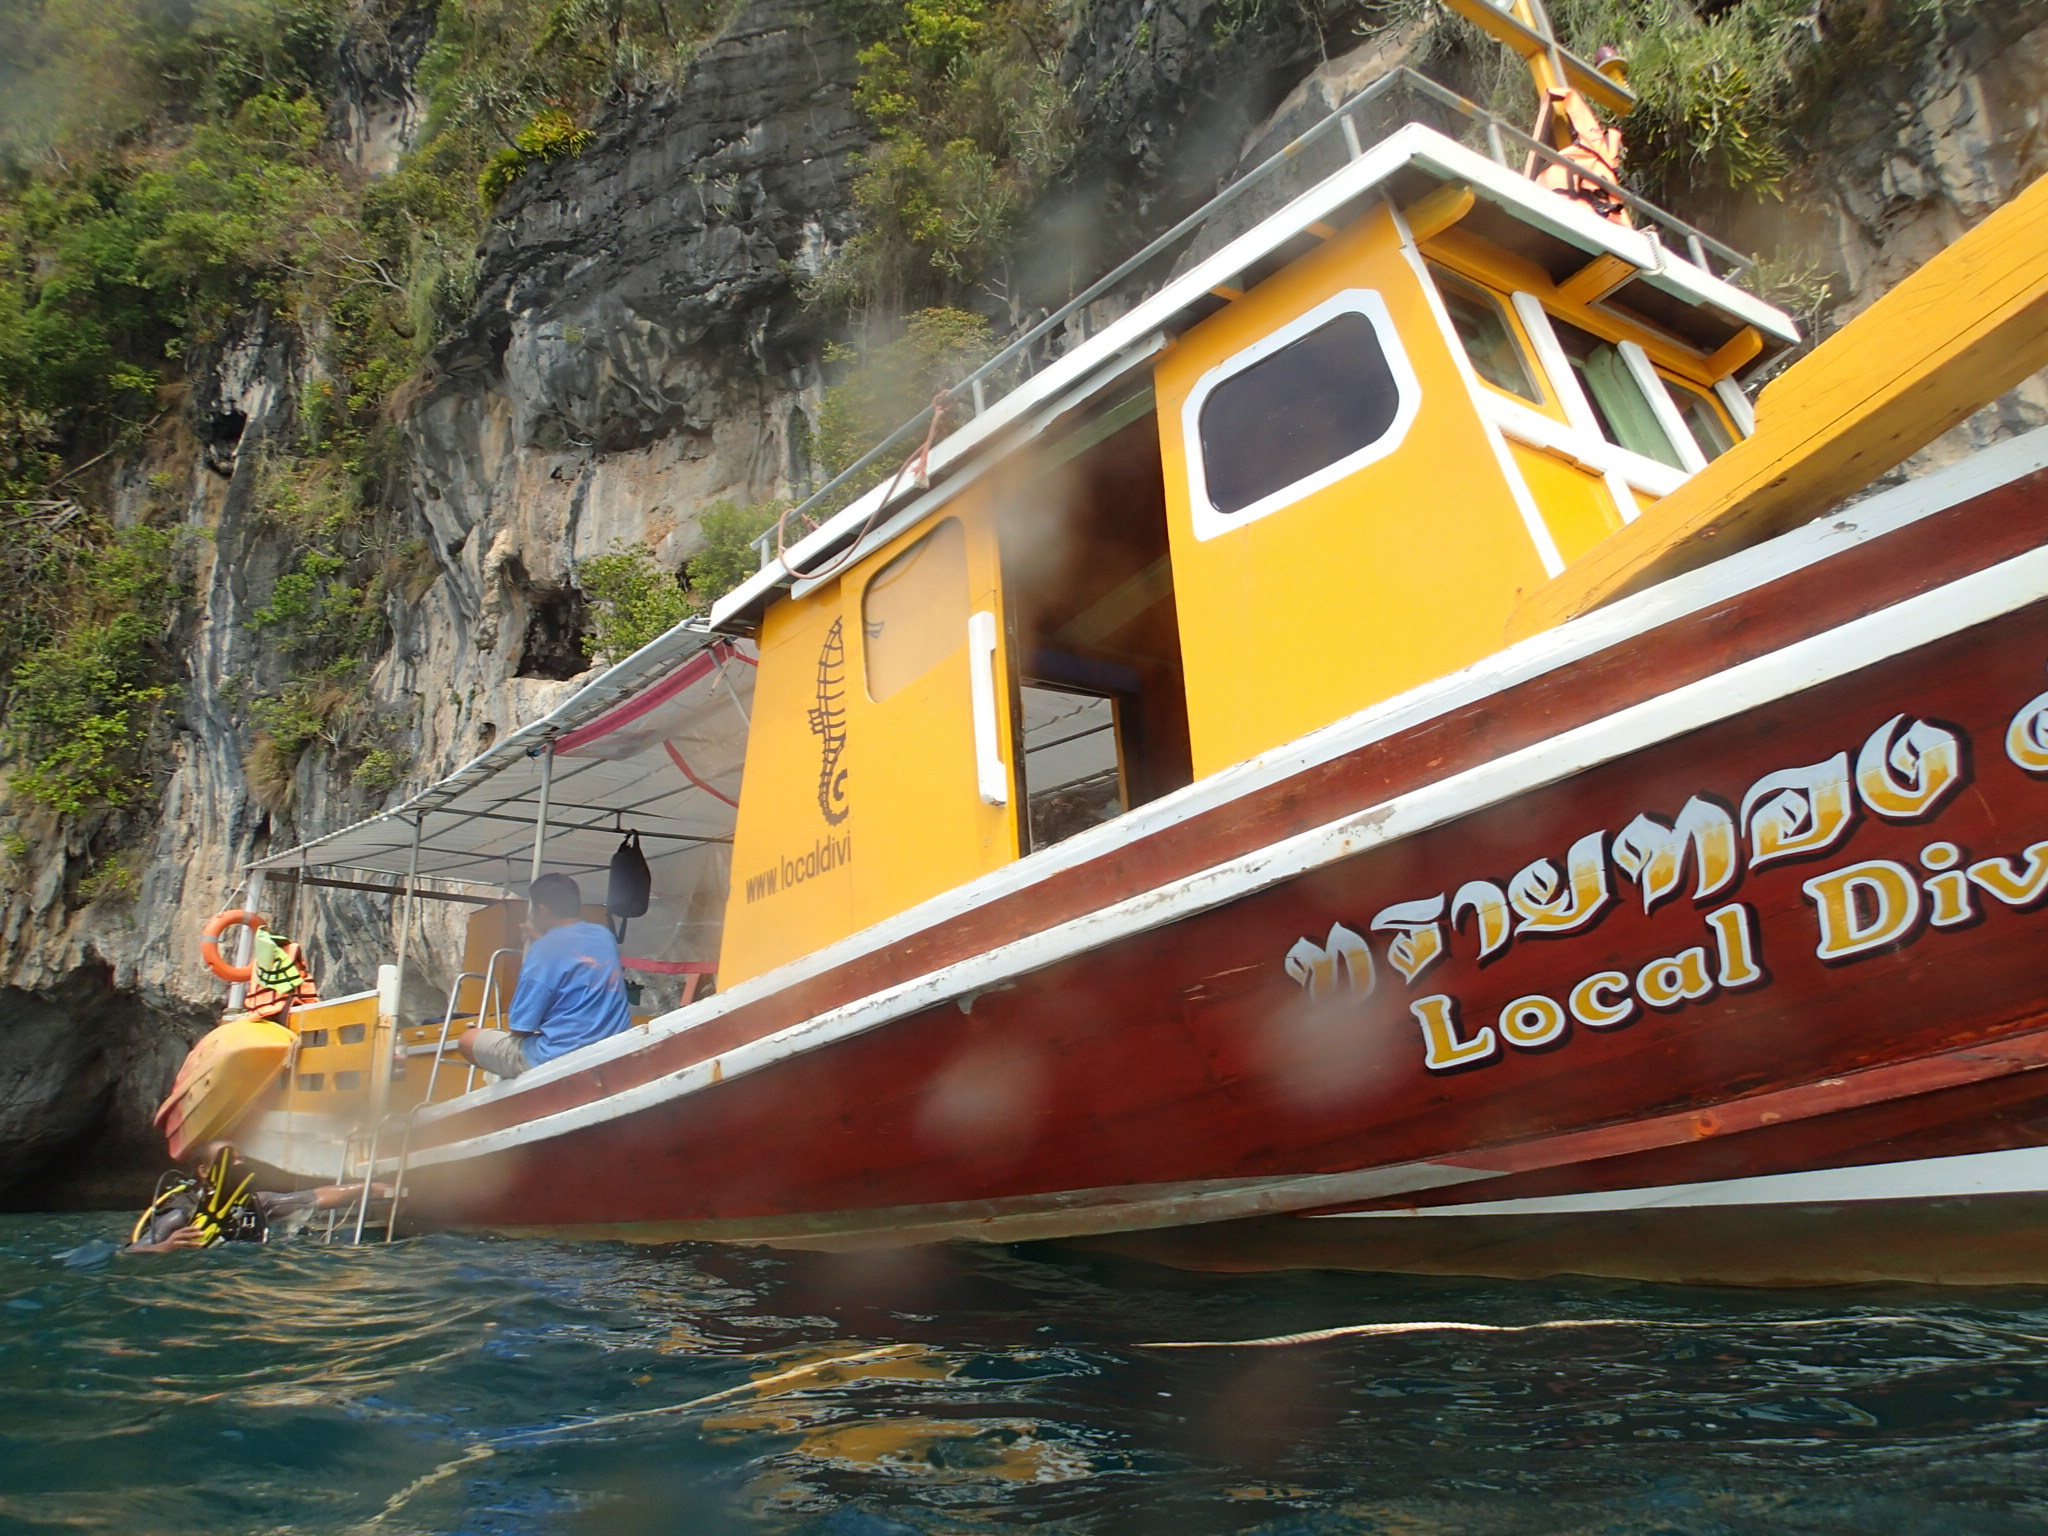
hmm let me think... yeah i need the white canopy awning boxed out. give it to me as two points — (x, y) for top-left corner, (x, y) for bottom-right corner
(250, 620), (755, 969)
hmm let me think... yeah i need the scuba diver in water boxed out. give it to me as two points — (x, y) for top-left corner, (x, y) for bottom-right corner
(124, 1144), (387, 1253)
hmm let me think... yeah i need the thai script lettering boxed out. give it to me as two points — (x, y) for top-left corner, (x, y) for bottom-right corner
(1281, 680), (2048, 1075)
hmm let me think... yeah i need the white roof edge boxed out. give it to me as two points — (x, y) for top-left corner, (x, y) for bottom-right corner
(709, 123), (1796, 630)
(1409, 138), (1802, 344)
(248, 619), (722, 875)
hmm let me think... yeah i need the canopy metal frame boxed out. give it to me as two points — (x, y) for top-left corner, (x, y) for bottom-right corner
(248, 627), (744, 895)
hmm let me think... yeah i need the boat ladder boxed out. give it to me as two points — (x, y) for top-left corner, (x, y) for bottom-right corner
(323, 948), (519, 1244)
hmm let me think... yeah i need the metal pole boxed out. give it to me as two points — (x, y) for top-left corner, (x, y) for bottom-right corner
(394, 816), (422, 997)
(322, 1133), (352, 1243)
(1521, 0), (1571, 108)
(527, 740), (556, 905)
(352, 960), (400, 1245)
(712, 654), (752, 729)
(370, 816), (422, 1241)
(226, 868), (265, 1014)
(364, 823), (420, 1125)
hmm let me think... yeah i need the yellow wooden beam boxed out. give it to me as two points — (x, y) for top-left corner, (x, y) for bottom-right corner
(1703, 325), (1763, 381)
(1403, 183), (1477, 244)
(1438, 0), (1636, 116)
(1505, 167), (2048, 642)
(1556, 251), (1637, 307)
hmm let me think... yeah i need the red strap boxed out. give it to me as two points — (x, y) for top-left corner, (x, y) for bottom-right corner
(662, 740), (740, 808)
(554, 641), (740, 754)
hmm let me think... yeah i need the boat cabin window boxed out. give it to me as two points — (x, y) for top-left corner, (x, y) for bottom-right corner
(1003, 406), (1192, 854)
(863, 517), (968, 701)
(1661, 375), (1738, 461)
(1547, 317), (1686, 471)
(1190, 300), (1410, 521)
(1431, 266), (1542, 404)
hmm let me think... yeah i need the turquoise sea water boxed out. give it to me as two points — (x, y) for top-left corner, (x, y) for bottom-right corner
(7, 1211), (2048, 1533)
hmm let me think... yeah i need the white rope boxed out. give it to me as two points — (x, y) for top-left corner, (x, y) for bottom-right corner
(1141, 1313), (2027, 1350)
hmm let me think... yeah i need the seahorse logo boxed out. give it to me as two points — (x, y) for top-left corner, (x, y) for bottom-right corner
(809, 616), (849, 824)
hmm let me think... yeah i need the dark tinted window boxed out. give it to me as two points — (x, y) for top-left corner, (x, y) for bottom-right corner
(1197, 310), (1402, 515)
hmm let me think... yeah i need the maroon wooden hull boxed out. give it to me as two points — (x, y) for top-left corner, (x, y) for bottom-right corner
(396, 447), (2048, 1280)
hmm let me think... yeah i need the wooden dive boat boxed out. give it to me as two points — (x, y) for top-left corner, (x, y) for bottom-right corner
(172, 18), (2048, 1281)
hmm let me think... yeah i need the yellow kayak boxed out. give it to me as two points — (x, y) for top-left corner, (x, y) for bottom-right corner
(153, 1015), (294, 1163)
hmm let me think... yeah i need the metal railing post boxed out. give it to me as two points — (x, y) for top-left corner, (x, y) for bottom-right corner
(226, 869), (265, 1015)
(527, 743), (555, 904)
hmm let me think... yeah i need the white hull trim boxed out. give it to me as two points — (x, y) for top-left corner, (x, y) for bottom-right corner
(1317, 1145), (2048, 1218)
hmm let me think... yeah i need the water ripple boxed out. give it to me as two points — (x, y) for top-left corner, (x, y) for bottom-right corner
(8, 1212), (2048, 1532)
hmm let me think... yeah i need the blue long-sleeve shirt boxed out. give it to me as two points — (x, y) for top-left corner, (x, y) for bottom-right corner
(507, 921), (633, 1067)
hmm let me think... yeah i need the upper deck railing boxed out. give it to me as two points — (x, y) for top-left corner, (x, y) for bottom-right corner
(754, 65), (1755, 570)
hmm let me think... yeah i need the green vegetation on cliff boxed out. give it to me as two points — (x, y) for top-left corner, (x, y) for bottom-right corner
(1, 520), (188, 816)
(576, 499), (784, 663)
(0, 0), (1056, 820)
(796, 0), (1061, 508)
(0, 0), (734, 820)
(818, 0), (1071, 314)
(1533, 0), (2001, 196)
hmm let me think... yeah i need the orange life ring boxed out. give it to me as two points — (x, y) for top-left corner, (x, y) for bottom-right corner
(200, 910), (266, 984)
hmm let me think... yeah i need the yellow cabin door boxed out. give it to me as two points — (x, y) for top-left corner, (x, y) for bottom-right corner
(720, 493), (1019, 984)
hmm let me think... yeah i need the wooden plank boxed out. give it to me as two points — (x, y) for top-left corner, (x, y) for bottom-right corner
(1507, 167), (2048, 641)
(1338, 1062), (2048, 1213)
(1556, 251), (1636, 306)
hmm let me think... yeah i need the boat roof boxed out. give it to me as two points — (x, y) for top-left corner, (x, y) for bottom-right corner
(709, 70), (1799, 632)
(248, 620), (753, 899)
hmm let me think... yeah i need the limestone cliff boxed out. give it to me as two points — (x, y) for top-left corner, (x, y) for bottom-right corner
(2, 0), (2044, 1205)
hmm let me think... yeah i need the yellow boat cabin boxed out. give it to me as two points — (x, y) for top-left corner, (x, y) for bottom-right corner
(709, 84), (1796, 984)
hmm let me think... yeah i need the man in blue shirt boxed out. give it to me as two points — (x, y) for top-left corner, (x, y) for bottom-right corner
(458, 873), (633, 1080)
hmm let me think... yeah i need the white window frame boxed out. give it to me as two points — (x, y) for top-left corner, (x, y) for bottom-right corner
(1619, 339), (1709, 474)
(1180, 288), (1423, 542)
(1715, 376), (1757, 436)
(1658, 369), (1749, 463)
(1502, 293), (1706, 513)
